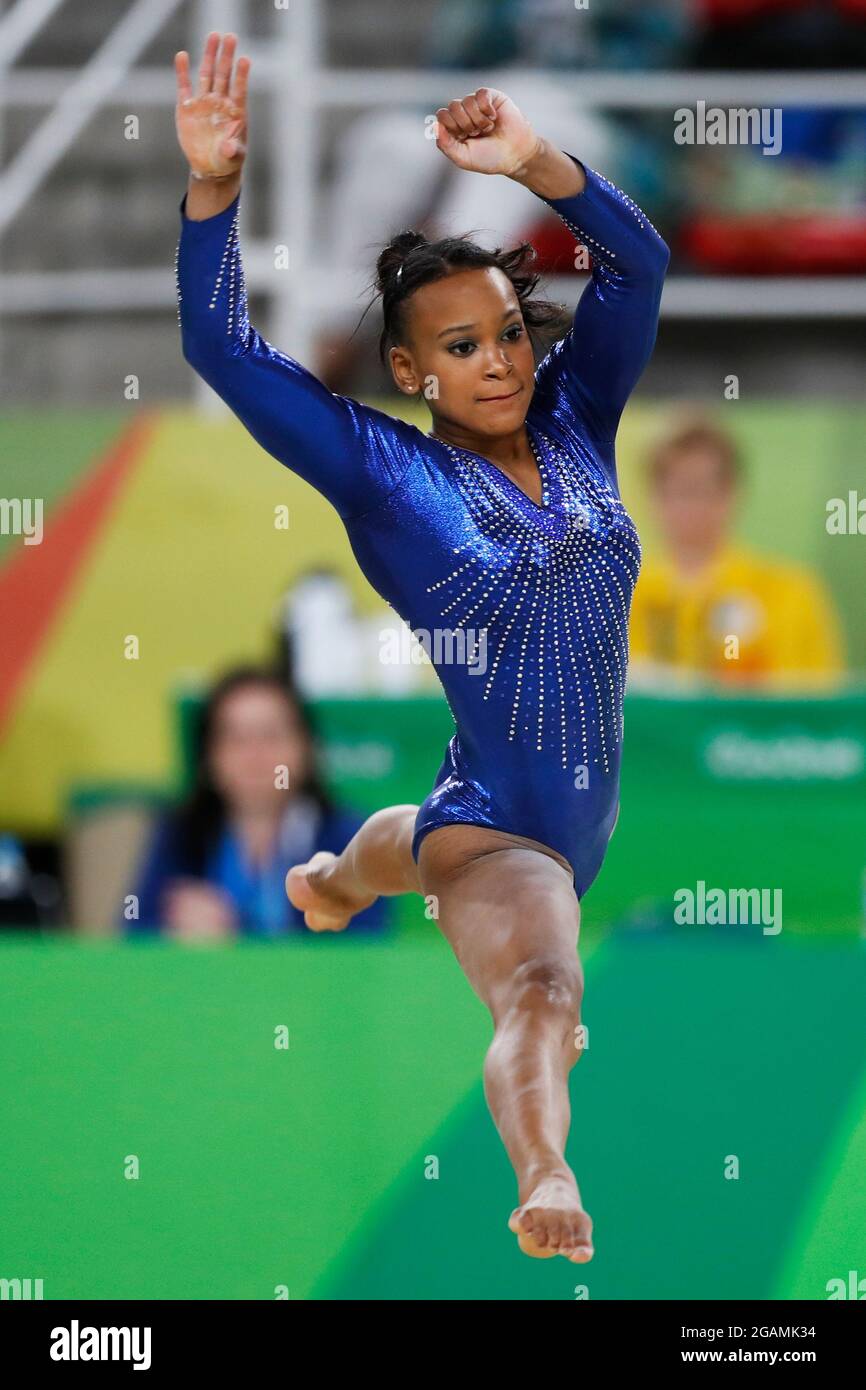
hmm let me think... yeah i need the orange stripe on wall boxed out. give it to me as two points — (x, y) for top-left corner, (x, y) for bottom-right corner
(0, 413), (154, 734)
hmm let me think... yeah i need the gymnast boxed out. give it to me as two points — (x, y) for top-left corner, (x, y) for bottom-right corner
(174, 31), (669, 1262)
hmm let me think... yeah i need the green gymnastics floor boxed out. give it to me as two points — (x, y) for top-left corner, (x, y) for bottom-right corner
(1, 926), (864, 1301)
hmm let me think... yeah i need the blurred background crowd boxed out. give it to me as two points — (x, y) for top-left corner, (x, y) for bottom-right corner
(1, 0), (865, 940)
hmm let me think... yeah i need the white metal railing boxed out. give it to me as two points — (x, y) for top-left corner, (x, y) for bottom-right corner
(1, 0), (865, 394)
(0, 0), (67, 70)
(3, 268), (866, 321)
(4, 66), (866, 108)
(0, 0), (186, 235)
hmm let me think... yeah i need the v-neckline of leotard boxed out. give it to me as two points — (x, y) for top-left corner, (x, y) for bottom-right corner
(429, 419), (554, 513)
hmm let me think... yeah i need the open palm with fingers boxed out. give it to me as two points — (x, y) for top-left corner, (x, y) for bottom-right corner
(174, 30), (250, 179)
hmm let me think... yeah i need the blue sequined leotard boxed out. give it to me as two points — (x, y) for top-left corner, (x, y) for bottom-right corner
(176, 157), (669, 898)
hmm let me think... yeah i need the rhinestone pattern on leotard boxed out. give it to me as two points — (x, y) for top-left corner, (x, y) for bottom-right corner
(427, 428), (641, 774)
(176, 203), (248, 340)
(176, 159), (668, 895)
(555, 168), (664, 276)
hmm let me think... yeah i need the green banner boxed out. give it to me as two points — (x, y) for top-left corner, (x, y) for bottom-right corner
(300, 690), (866, 936)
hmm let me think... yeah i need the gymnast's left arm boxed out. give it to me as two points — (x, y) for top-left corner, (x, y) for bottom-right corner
(433, 89), (670, 447)
(513, 141), (671, 445)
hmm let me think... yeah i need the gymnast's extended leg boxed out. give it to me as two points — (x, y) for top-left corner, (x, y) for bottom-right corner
(287, 811), (591, 1260)
(417, 826), (591, 1262)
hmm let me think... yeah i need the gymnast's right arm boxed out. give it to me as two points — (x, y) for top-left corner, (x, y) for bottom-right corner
(174, 34), (409, 521)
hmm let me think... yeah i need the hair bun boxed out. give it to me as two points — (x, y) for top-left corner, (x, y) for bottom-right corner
(376, 230), (428, 294)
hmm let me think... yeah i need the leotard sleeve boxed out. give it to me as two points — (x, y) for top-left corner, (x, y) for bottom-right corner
(176, 189), (414, 521)
(532, 157), (670, 448)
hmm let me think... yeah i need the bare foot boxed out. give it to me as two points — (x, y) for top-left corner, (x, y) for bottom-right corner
(508, 1173), (594, 1263)
(285, 851), (377, 932)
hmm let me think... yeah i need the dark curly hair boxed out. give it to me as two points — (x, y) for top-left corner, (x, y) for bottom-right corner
(355, 228), (568, 369)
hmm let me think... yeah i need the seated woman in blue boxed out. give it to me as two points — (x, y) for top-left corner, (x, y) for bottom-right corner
(127, 667), (389, 939)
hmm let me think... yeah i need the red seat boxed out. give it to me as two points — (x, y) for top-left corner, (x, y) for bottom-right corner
(680, 212), (866, 274)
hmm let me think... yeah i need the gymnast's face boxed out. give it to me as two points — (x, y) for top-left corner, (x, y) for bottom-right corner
(388, 266), (535, 439)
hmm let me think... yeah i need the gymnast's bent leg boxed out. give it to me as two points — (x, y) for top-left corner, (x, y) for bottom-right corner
(285, 804), (422, 930)
(417, 825), (591, 1263)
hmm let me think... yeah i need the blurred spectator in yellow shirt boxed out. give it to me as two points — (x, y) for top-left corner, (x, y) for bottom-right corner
(629, 419), (845, 690)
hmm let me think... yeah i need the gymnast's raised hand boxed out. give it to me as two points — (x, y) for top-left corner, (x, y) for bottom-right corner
(432, 87), (544, 177)
(174, 30), (249, 182)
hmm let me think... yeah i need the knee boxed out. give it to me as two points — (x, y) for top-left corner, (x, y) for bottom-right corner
(505, 955), (583, 1026)
(363, 804), (419, 849)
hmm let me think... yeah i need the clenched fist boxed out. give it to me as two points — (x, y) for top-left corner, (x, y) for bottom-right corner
(433, 88), (543, 178)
